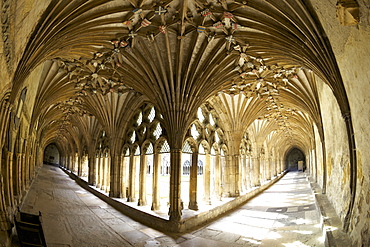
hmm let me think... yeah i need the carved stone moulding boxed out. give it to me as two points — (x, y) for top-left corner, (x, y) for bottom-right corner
(336, 0), (359, 26)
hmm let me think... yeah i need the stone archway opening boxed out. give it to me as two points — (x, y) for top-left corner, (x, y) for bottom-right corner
(43, 144), (60, 166)
(286, 148), (305, 171)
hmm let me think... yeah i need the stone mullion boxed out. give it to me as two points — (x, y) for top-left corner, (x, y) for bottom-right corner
(98, 157), (104, 189)
(203, 152), (211, 204)
(102, 157), (107, 190)
(188, 152), (198, 210)
(105, 156), (111, 193)
(151, 152), (160, 211)
(138, 153), (148, 206)
(127, 153), (137, 202)
(168, 149), (182, 221)
(214, 153), (221, 200)
(121, 156), (128, 198)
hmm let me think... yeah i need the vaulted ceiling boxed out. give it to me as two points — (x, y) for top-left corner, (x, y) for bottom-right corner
(11, 0), (345, 152)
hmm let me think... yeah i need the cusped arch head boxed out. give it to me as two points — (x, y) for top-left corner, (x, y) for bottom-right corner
(183, 137), (197, 153)
(199, 139), (211, 154)
(211, 142), (220, 155)
(154, 136), (170, 154)
(121, 145), (131, 157)
(141, 139), (154, 155)
(220, 144), (229, 156)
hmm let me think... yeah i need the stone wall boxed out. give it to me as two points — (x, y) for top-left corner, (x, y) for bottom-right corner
(310, 0), (370, 245)
(317, 77), (351, 223)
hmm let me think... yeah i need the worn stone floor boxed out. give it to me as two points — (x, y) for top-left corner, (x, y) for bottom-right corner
(13, 165), (324, 247)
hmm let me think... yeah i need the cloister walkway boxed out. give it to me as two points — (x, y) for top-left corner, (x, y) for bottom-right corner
(14, 165), (324, 247)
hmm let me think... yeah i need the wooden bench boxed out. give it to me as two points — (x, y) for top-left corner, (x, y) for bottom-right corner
(14, 209), (47, 247)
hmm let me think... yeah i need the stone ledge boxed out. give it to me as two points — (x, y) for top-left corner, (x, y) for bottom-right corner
(59, 165), (287, 233)
(309, 180), (353, 246)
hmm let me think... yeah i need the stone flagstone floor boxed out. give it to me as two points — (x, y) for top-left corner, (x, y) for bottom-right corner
(13, 165), (324, 247)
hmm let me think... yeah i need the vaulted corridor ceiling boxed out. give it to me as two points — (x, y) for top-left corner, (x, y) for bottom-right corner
(10, 0), (349, 153)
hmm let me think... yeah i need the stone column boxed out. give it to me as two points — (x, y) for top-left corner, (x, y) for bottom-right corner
(22, 153), (27, 190)
(240, 153), (246, 193)
(77, 154), (82, 177)
(14, 153), (22, 199)
(231, 154), (240, 197)
(105, 156), (111, 193)
(102, 156), (107, 190)
(151, 152), (161, 211)
(127, 153), (137, 202)
(97, 156), (103, 189)
(88, 155), (96, 186)
(246, 155), (252, 189)
(188, 152), (198, 210)
(109, 154), (122, 198)
(203, 152), (211, 205)
(121, 156), (128, 198)
(252, 157), (260, 187)
(168, 149), (182, 221)
(214, 153), (221, 200)
(138, 153), (148, 206)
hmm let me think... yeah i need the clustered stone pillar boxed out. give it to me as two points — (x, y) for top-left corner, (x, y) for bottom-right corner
(88, 154), (96, 186)
(109, 153), (122, 198)
(168, 149), (182, 222)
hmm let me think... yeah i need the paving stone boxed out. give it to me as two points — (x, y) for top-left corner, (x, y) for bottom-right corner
(17, 166), (325, 246)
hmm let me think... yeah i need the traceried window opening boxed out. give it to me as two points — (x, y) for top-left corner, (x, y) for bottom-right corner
(197, 108), (205, 122)
(191, 124), (199, 139)
(160, 140), (170, 153)
(148, 107), (155, 122)
(183, 160), (190, 175)
(154, 123), (162, 140)
(199, 144), (205, 155)
(161, 154), (170, 175)
(215, 131), (220, 143)
(147, 158), (153, 174)
(124, 148), (130, 157)
(182, 141), (192, 153)
(146, 143), (154, 154)
(210, 113), (215, 126)
(137, 111), (142, 125)
(198, 160), (204, 175)
(130, 131), (136, 143)
(134, 146), (140, 156)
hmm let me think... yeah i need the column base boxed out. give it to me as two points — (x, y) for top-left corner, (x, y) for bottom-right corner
(169, 207), (182, 221)
(137, 199), (147, 206)
(188, 201), (198, 211)
(0, 230), (11, 247)
(151, 203), (160, 211)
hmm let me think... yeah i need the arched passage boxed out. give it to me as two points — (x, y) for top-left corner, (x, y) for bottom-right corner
(286, 148), (305, 171)
(43, 144), (60, 166)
